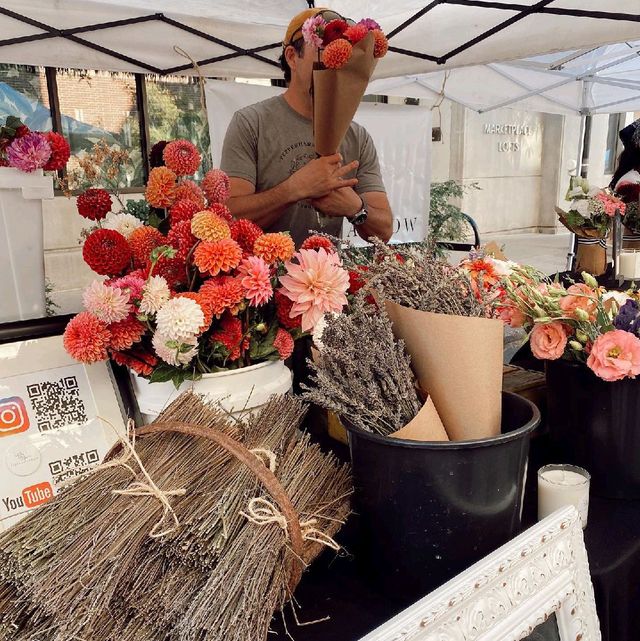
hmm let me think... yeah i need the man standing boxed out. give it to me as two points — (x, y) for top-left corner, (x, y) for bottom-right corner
(221, 8), (393, 247)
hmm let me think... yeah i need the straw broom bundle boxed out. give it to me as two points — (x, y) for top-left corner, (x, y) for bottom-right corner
(0, 393), (351, 641)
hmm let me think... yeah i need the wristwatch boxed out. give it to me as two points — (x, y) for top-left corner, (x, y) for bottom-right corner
(348, 196), (368, 226)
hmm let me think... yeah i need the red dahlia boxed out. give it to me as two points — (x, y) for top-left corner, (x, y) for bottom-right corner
(323, 19), (349, 45)
(128, 226), (165, 268)
(43, 132), (70, 171)
(155, 255), (187, 289)
(77, 188), (112, 221)
(208, 202), (233, 223)
(211, 313), (248, 361)
(82, 229), (131, 276)
(275, 289), (301, 330)
(14, 125), (30, 138)
(107, 316), (146, 351)
(273, 328), (294, 360)
(110, 346), (158, 376)
(169, 199), (200, 227)
(301, 234), (335, 252)
(231, 218), (263, 255)
(167, 219), (197, 261)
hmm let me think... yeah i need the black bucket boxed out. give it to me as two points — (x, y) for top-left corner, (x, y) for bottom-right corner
(546, 358), (640, 499)
(343, 391), (539, 601)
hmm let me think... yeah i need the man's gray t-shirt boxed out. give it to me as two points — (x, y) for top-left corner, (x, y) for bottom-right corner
(220, 95), (386, 247)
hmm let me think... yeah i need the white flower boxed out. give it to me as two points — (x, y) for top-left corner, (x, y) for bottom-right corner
(312, 312), (338, 350)
(103, 212), (143, 239)
(139, 275), (170, 315)
(486, 257), (517, 277)
(82, 280), (130, 323)
(573, 200), (590, 216)
(152, 331), (198, 366)
(155, 297), (204, 341)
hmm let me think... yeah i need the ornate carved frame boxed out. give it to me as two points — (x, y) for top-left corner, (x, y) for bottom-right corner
(359, 506), (601, 641)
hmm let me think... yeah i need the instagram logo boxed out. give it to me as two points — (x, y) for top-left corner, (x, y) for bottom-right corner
(0, 397), (30, 437)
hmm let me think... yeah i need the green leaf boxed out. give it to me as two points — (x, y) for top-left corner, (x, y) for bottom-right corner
(150, 244), (177, 264)
(149, 364), (177, 384)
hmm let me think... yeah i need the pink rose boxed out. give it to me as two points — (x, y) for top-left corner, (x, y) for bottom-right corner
(530, 321), (567, 360)
(586, 330), (640, 382)
(559, 283), (597, 321)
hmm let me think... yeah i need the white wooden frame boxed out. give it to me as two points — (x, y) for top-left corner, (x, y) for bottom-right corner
(359, 506), (601, 641)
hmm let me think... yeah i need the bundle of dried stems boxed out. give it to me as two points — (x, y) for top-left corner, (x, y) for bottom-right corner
(0, 393), (351, 641)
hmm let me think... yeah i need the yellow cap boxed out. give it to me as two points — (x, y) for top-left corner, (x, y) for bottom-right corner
(283, 7), (329, 46)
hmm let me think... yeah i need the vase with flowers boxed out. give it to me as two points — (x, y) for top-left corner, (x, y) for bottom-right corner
(63, 139), (351, 421)
(0, 116), (70, 322)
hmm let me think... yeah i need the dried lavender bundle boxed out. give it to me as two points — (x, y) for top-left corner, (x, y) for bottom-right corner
(302, 299), (422, 435)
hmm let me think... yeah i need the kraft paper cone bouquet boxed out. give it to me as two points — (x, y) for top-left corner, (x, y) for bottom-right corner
(301, 13), (389, 156)
(302, 238), (505, 443)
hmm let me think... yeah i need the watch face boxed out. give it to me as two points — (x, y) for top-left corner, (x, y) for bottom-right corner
(352, 210), (368, 226)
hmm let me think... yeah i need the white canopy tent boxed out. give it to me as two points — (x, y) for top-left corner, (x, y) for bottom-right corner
(0, 1), (638, 80)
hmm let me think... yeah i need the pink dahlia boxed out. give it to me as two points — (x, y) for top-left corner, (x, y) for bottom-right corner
(63, 312), (111, 364)
(202, 169), (230, 205)
(82, 280), (131, 323)
(279, 248), (349, 333)
(302, 14), (325, 48)
(237, 255), (273, 306)
(6, 132), (51, 172)
(108, 274), (146, 305)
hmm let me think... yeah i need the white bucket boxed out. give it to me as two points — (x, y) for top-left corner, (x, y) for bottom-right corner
(130, 360), (293, 424)
(0, 167), (53, 322)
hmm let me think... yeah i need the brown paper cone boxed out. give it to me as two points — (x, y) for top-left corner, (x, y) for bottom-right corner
(390, 396), (449, 441)
(312, 32), (377, 156)
(575, 243), (607, 276)
(385, 301), (503, 441)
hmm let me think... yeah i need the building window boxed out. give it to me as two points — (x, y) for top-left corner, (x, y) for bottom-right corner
(145, 76), (212, 179)
(56, 70), (144, 188)
(0, 64), (51, 130)
(605, 113), (624, 175)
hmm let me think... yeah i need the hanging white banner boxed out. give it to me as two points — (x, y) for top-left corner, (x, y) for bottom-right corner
(205, 79), (430, 245)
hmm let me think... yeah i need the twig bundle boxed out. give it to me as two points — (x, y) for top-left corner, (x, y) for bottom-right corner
(0, 393), (351, 641)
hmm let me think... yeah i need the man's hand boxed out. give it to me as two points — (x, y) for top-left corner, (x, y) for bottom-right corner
(286, 153), (359, 201)
(310, 186), (362, 218)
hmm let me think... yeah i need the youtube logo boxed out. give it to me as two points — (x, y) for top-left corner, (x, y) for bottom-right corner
(21, 482), (53, 508)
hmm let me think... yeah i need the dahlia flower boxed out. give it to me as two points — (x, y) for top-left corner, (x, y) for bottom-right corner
(128, 226), (165, 268)
(167, 219), (196, 261)
(344, 23), (368, 44)
(111, 346), (158, 376)
(152, 331), (199, 366)
(301, 234), (335, 252)
(109, 274), (145, 304)
(175, 180), (206, 209)
(169, 199), (200, 227)
(162, 139), (201, 176)
(274, 289), (301, 330)
(191, 210), (231, 242)
(76, 188), (112, 221)
(194, 238), (242, 276)
(358, 18), (381, 30)
(63, 312), (111, 363)
(108, 316), (146, 351)
(145, 166), (177, 208)
(83, 229), (131, 276)
(177, 292), (213, 332)
(231, 218), (263, 255)
(279, 248), (350, 332)
(155, 296), (205, 341)
(253, 233), (295, 264)
(373, 29), (388, 58)
(154, 254), (187, 289)
(302, 14), (325, 48)
(273, 328), (294, 360)
(103, 212), (143, 239)
(42, 132), (70, 171)
(207, 202), (233, 222)
(139, 275), (171, 315)
(199, 277), (245, 317)
(323, 19), (349, 45)
(202, 169), (230, 205)
(211, 313), (247, 361)
(6, 132), (51, 172)
(323, 39), (352, 69)
(238, 255), (273, 306)
(82, 280), (131, 323)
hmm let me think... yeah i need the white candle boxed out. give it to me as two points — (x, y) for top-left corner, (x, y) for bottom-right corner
(619, 250), (640, 279)
(538, 464), (590, 528)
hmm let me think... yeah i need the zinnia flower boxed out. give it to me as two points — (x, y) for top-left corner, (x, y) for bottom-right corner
(63, 312), (111, 363)
(162, 140), (201, 176)
(372, 29), (388, 58)
(237, 255), (273, 306)
(76, 188), (112, 221)
(152, 331), (198, 367)
(202, 169), (230, 205)
(155, 296), (205, 341)
(254, 233), (295, 264)
(103, 212), (143, 239)
(273, 328), (294, 360)
(6, 132), (51, 172)
(302, 14), (325, 48)
(191, 210), (231, 242)
(128, 226), (166, 268)
(42, 132), (70, 171)
(279, 248), (350, 332)
(301, 235), (336, 252)
(200, 277), (245, 317)
(529, 322), (567, 361)
(211, 313), (248, 361)
(145, 166), (177, 208)
(167, 219), (197, 261)
(323, 19), (349, 45)
(587, 329), (640, 381)
(111, 346), (158, 376)
(344, 23), (368, 44)
(194, 238), (242, 276)
(231, 218), (263, 255)
(322, 38), (352, 69)
(83, 229), (131, 276)
(82, 280), (131, 323)
(108, 316), (146, 351)
(139, 275), (171, 315)
(174, 180), (206, 209)
(169, 199), (200, 227)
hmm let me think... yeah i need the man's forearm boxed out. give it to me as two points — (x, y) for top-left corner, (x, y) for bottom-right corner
(227, 180), (296, 229)
(356, 203), (393, 242)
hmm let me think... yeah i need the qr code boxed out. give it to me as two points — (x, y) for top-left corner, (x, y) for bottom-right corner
(27, 376), (88, 431)
(49, 449), (100, 484)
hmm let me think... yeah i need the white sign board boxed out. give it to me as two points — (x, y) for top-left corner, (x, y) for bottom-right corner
(205, 80), (430, 246)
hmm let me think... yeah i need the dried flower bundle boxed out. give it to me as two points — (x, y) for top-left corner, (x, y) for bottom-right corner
(0, 393), (351, 641)
(302, 298), (422, 436)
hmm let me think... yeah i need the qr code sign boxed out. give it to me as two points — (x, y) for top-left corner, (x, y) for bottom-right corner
(27, 376), (88, 432)
(49, 449), (100, 484)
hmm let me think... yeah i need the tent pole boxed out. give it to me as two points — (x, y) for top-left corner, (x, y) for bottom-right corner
(566, 111), (588, 271)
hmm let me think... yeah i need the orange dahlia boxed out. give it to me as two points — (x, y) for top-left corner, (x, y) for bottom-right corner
(202, 168), (230, 204)
(162, 139), (201, 176)
(344, 23), (368, 44)
(194, 238), (242, 276)
(208, 202), (233, 223)
(373, 29), (388, 58)
(191, 210), (231, 242)
(128, 226), (165, 268)
(108, 316), (146, 351)
(174, 180), (206, 209)
(322, 39), (352, 69)
(176, 292), (214, 332)
(83, 229), (131, 276)
(301, 234), (336, 252)
(145, 166), (177, 208)
(167, 219), (196, 261)
(169, 199), (200, 227)
(231, 218), (263, 255)
(110, 346), (158, 376)
(254, 233), (295, 264)
(200, 277), (245, 317)
(63, 312), (111, 363)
